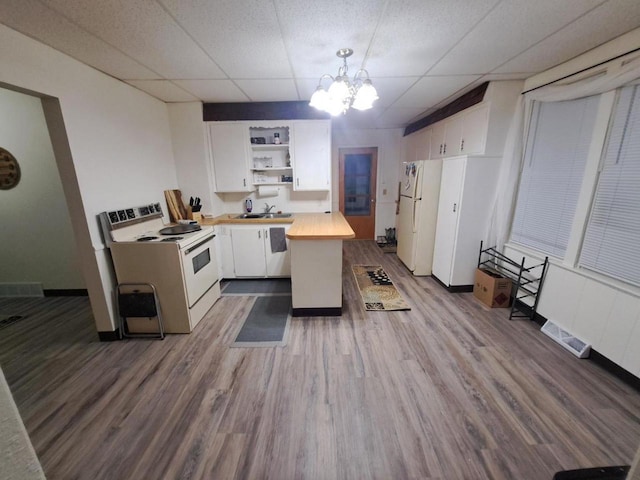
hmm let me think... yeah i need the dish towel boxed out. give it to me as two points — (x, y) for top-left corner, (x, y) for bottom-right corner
(270, 227), (287, 253)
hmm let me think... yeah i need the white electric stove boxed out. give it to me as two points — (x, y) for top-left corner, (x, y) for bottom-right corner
(100, 203), (220, 334)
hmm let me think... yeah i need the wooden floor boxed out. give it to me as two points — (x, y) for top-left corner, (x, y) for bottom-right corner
(1, 240), (640, 479)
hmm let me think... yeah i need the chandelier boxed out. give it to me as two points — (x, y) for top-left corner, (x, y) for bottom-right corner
(309, 48), (379, 116)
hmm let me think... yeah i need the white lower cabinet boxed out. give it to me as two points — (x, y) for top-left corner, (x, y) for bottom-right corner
(230, 224), (291, 278)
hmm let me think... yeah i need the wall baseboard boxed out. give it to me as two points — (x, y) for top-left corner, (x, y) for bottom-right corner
(43, 289), (88, 297)
(97, 329), (121, 342)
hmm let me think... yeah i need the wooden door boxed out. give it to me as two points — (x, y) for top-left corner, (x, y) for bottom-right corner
(339, 147), (377, 239)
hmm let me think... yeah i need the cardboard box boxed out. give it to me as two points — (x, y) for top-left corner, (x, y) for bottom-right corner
(473, 268), (512, 308)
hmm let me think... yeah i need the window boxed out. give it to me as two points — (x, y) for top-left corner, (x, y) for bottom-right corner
(579, 85), (640, 286)
(510, 95), (600, 257)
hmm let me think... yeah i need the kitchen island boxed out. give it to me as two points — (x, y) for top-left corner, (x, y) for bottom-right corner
(204, 212), (355, 316)
(286, 212), (355, 316)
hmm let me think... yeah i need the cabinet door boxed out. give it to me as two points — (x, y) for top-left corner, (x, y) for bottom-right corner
(231, 228), (266, 277)
(460, 105), (488, 155)
(264, 225), (291, 277)
(209, 123), (252, 192)
(432, 157), (465, 285)
(430, 122), (446, 159)
(443, 116), (463, 157)
(293, 120), (331, 191)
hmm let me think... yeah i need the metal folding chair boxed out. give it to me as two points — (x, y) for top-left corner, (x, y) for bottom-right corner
(116, 283), (165, 340)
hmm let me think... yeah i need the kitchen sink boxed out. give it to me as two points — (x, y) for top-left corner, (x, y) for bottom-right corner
(234, 213), (293, 219)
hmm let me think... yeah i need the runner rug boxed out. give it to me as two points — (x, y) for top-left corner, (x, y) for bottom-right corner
(352, 265), (411, 311)
(232, 295), (291, 347)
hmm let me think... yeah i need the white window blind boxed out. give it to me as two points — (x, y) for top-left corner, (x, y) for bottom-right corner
(510, 95), (600, 257)
(579, 85), (640, 287)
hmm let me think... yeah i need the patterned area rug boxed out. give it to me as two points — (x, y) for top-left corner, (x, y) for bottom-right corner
(352, 265), (411, 311)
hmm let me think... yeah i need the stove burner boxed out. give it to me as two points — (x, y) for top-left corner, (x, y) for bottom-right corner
(136, 236), (158, 242)
(161, 237), (184, 242)
(159, 224), (202, 235)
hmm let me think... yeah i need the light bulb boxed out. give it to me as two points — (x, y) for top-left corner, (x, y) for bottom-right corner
(309, 86), (329, 110)
(352, 80), (379, 111)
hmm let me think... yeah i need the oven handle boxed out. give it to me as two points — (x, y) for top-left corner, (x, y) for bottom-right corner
(183, 234), (216, 255)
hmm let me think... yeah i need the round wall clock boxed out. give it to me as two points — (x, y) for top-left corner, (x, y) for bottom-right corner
(0, 147), (21, 190)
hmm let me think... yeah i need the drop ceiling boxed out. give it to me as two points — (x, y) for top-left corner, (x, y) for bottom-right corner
(1, 0), (639, 129)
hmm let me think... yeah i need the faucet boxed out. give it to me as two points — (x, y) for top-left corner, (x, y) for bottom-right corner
(264, 203), (276, 213)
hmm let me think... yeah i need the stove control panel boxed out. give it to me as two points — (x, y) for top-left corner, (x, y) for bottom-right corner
(102, 203), (163, 229)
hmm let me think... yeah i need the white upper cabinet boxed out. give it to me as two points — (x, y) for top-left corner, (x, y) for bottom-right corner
(208, 122), (253, 192)
(430, 122), (446, 159)
(460, 104), (489, 155)
(443, 115), (463, 157)
(207, 119), (331, 192)
(292, 120), (331, 191)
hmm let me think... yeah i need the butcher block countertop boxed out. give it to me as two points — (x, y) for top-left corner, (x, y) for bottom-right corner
(202, 212), (355, 240)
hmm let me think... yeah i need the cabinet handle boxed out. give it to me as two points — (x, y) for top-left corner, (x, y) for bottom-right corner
(460, 139), (464, 151)
(243, 178), (246, 187)
(258, 230), (261, 239)
(265, 229), (268, 239)
(453, 203), (457, 212)
(296, 178), (299, 187)
(439, 144), (443, 155)
(443, 143), (447, 155)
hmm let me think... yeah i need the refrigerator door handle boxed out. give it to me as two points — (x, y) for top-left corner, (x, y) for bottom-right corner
(413, 163), (422, 199)
(412, 199), (418, 232)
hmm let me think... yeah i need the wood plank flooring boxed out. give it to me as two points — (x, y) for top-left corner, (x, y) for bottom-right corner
(1, 240), (639, 479)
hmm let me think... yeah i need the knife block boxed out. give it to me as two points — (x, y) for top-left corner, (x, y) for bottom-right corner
(187, 207), (202, 223)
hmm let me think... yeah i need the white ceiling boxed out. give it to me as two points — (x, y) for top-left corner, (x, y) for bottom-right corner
(1, 0), (640, 129)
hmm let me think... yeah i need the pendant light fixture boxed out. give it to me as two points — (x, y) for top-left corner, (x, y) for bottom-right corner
(309, 48), (379, 116)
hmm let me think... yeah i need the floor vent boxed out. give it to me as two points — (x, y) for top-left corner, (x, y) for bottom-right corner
(0, 283), (44, 298)
(541, 320), (591, 358)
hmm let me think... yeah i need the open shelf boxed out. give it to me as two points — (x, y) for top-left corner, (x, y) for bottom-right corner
(251, 167), (292, 171)
(251, 143), (289, 150)
(252, 181), (293, 186)
(477, 241), (549, 321)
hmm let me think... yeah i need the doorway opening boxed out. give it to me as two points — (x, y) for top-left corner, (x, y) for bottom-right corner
(339, 147), (377, 239)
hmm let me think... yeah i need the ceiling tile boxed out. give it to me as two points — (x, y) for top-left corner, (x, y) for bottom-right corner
(41, 0), (225, 79)
(365, 0), (500, 77)
(158, 0), (292, 78)
(365, 77), (421, 108)
(234, 79), (299, 102)
(0, 0), (158, 80)
(125, 80), (198, 102)
(494, 0), (640, 74)
(430, 0), (604, 75)
(173, 80), (250, 102)
(393, 75), (481, 108)
(276, 0), (387, 79)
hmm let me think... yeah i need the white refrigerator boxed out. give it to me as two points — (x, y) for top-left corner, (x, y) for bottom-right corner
(397, 160), (443, 275)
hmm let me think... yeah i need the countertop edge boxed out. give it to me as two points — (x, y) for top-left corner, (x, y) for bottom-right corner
(202, 212), (355, 240)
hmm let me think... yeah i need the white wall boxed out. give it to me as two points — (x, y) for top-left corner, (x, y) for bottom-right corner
(331, 127), (404, 238)
(0, 88), (84, 289)
(0, 25), (179, 332)
(505, 27), (640, 377)
(168, 103), (225, 216)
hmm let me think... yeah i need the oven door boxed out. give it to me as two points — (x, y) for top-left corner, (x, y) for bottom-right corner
(182, 233), (218, 308)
